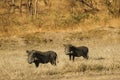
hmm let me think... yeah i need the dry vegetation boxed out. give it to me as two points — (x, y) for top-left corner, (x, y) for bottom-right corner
(0, 0), (120, 80)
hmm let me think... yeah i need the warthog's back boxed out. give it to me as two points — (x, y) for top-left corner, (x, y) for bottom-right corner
(75, 46), (88, 57)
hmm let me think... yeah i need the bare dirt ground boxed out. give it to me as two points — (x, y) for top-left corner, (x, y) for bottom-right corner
(0, 26), (120, 80)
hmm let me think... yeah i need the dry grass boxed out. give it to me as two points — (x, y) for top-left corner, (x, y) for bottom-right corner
(0, 27), (120, 80)
(0, 0), (120, 37)
(0, 43), (120, 80)
(0, 0), (120, 80)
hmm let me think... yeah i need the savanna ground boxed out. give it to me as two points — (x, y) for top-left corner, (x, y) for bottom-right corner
(0, 25), (120, 80)
(0, 0), (120, 80)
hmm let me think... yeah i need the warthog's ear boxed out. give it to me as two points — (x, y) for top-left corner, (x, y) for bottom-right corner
(26, 50), (30, 54)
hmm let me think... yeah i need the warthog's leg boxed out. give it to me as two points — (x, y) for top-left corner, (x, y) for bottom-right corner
(72, 56), (75, 61)
(86, 56), (89, 59)
(69, 55), (72, 61)
(34, 61), (39, 68)
(50, 58), (56, 65)
(54, 57), (57, 65)
(53, 60), (56, 65)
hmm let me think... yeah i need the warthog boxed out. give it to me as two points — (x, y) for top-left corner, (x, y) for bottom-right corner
(63, 44), (89, 61)
(26, 50), (57, 67)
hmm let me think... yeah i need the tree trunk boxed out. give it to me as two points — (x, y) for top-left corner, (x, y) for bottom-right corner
(20, 0), (22, 13)
(34, 0), (38, 15)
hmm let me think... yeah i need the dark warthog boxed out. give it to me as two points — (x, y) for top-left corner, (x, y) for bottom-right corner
(63, 44), (89, 61)
(26, 50), (57, 67)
